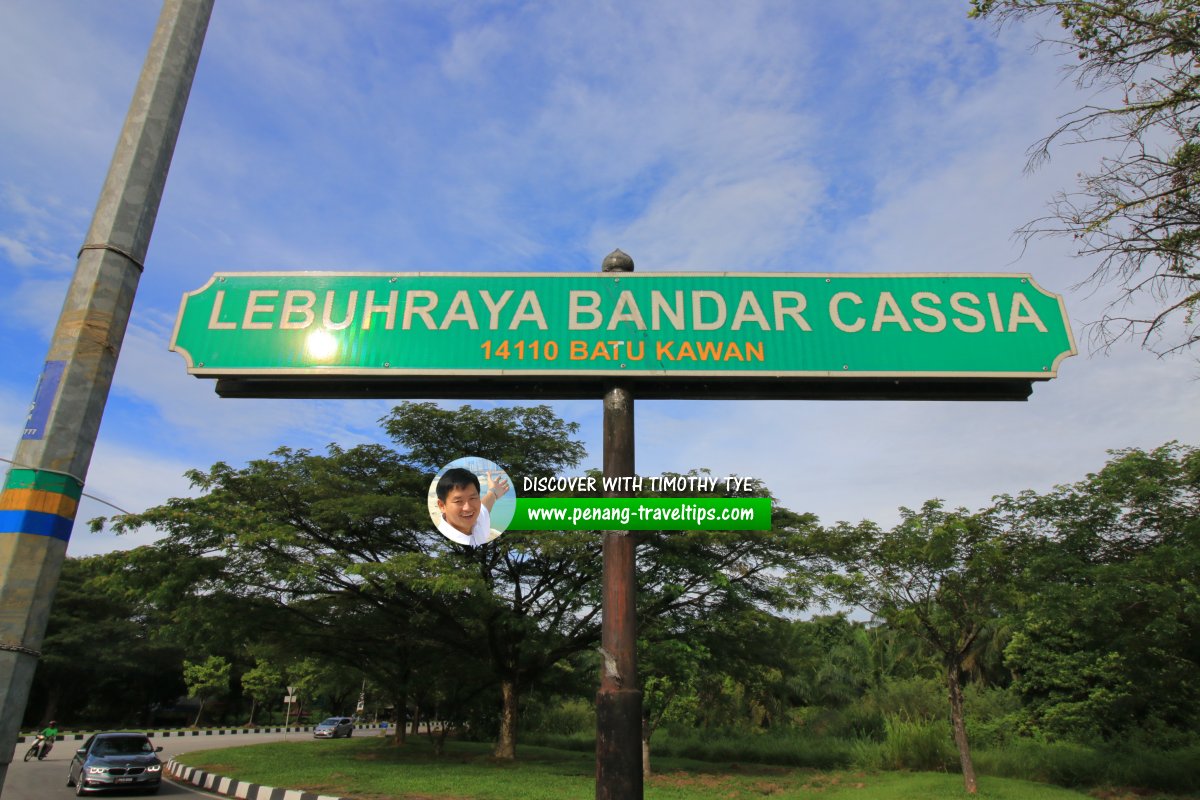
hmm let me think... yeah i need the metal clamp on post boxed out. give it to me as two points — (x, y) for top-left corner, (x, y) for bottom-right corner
(78, 243), (146, 273)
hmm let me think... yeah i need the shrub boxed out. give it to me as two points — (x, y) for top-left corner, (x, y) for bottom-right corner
(790, 704), (885, 741)
(975, 740), (1200, 793)
(879, 715), (956, 772)
(868, 676), (945, 722)
(522, 698), (594, 737)
(653, 728), (856, 770)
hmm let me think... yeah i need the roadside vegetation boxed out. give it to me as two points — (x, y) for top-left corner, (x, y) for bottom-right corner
(23, 403), (1199, 796)
(177, 736), (1134, 800)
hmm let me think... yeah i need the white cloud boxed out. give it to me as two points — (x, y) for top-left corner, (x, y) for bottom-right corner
(440, 24), (511, 82)
(636, 334), (1199, 530)
(6, 278), (72, 338)
(0, 235), (35, 268)
(594, 165), (823, 270)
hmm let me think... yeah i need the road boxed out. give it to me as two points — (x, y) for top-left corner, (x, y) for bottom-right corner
(4, 730), (324, 799)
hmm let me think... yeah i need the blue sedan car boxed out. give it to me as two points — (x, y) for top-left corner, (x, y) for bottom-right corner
(66, 732), (164, 795)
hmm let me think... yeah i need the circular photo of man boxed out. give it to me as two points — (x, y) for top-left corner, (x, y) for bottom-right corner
(428, 457), (516, 546)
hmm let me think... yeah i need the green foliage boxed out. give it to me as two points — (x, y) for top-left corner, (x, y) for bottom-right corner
(819, 499), (1018, 789)
(104, 403), (603, 756)
(240, 661), (283, 705)
(67, 399), (1200, 793)
(793, 703), (885, 742)
(647, 728), (857, 770)
(963, 685), (1023, 748)
(867, 676), (947, 723)
(877, 715), (957, 773)
(521, 697), (594, 736)
(640, 638), (705, 738)
(174, 737), (1099, 800)
(996, 443), (1200, 742)
(100, 402), (815, 759)
(184, 655), (231, 700)
(820, 502), (1019, 665)
(239, 660), (284, 725)
(184, 655), (231, 727)
(974, 739), (1200, 793)
(27, 553), (185, 727)
(382, 401), (587, 479)
(285, 658), (329, 709)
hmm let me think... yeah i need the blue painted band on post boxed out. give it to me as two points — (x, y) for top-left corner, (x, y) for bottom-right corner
(0, 509), (74, 541)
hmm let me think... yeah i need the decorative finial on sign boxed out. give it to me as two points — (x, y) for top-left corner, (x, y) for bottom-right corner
(602, 249), (634, 273)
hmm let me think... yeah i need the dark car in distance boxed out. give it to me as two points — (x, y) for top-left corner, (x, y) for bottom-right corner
(313, 716), (354, 738)
(66, 732), (163, 795)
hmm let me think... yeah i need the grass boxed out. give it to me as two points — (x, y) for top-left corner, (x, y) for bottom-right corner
(174, 736), (1121, 800)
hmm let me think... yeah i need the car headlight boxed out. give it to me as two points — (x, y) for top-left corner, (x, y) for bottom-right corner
(147, 764), (162, 772)
(87, 766), (107, 774)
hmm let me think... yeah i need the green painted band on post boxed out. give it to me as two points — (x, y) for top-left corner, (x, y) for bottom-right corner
(2, 469), (83, 500)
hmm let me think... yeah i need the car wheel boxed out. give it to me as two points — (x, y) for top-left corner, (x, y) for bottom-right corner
(66, 769), (76, 787)
(74, 776), (88, 796)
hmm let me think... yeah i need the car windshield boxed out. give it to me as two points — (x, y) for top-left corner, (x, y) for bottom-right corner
(320, 718), (343, 725)
(93, 737), (153, 756)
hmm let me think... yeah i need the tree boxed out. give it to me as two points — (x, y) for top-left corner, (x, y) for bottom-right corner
(29, 553), (184, 728)
(971, 0), (1200, 357)
(993, 442), (1200, 741)
(183, 655), (231, 727)
(283, 657), (360, 721)
(104, 403), (818, 761)
(638, 638), (705, 776)
(105, 404), (601, 759)
(821, 501), (1020, 794)
(240, 660), (283, 726)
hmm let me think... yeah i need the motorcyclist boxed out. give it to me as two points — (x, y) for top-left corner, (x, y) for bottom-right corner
(36, 720), (58, 759)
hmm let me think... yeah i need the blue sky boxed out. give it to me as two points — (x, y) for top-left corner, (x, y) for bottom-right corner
(2, 1), (1198, 556)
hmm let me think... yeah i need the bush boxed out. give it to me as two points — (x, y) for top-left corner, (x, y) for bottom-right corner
(867, 676), (945, 722)
(522, 698), (593, 737)
(650, 728), (855, 770)
(878, 715), (956, 772)
(796, 704), (885, 741)
(522, 731), (594, 753)
(849, 737), (884, 771)
(961, 685), (1024, 748)
(975, 740), (1200, 793)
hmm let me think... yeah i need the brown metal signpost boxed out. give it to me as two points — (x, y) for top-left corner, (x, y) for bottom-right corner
(595, 249), (642, 800)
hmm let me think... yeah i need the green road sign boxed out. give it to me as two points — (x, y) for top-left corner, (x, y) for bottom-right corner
(171, 272), (1075, 400)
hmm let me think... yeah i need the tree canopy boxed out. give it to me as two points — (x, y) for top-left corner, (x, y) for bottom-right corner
(38, 432), (1200, 793)
(820, 501), (1020, 793)
(100, 403), (816, 759)
(995, 442), (1200, 741)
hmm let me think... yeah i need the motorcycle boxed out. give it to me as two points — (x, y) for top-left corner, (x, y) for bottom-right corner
(22, 734), (53, 761)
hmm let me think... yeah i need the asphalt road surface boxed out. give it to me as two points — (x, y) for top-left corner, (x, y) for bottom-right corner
(4, 730), (319, 799)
